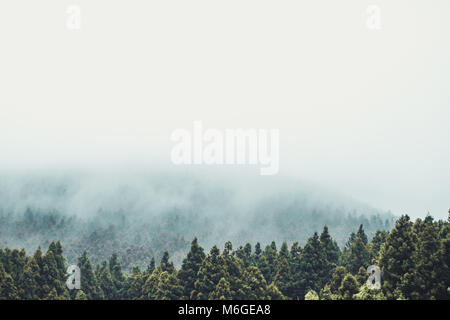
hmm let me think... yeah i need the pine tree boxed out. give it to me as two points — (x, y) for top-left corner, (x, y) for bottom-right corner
(154, 271), (183, 300)
(97, 261), (116, 300)
(191, 246), (227, 300)
(77, 251), (104, 300)
(221, 241), (246, 299)
(356, 224), (368, 245)
(47, 242), (66, 281)
(273, 242), (294, 299)
(41, 249), (69, 299)
(122, 266), (146, 300)
(401, 216), (446, 299)
(235, 243), (252, 268)
(289, 241), (302, 299)
(320, 226), (340, 265)
(339, 274), (359, 300)
(243, 266), (270, 299)
(298, 232), (328, 299)
(266, 282), (286, 300)
(178, 238), (205, 299)
(378, 215), (417, 299)
(369, 230), (388, 263)
(160, 251), (176, 273)
(147, 257), (155, 274)
(209, 277), (232, 300)
(143, 266), (183, 300)
(0, 248), (27, 284)
(254, 242), (262, 267)
(18, 249), (42, 299)
(109, 253), (125, 299)
(346, 234), (371, 274)
(0, 264), (19, 300)
(355, 266), (368, 286)
(328, 266), (348, 293)
(260, 242), (278, 284)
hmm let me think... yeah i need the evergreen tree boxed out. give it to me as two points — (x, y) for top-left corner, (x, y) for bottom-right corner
(401, 216), (446, 299)
(109, 253), (125, 299)
(143, 265), (183, 300)
(243, 266), (270, 300)
(346, 235), (371, 274)
(18, 249), (42, 299)
(77, 251), (104, 300)
(260, 242), (278, 284)
(298, 232), (328, 299)
(273, 242), (294, 298)
(289, 241), (302, 299)
(339, 274), (359, 300)
(235, 243), (252, 268)
(221, 241), (246, 299)
(147, 257), (155, 274)
(320, 226), (340, 265)
(0, 264), (19, 300)
(328, 266), (348, 293)
(370, 230), (388, 263)
(356, 224), (368, 245)
(210, 277), (232, 300)
(42, 249), (69, 299)
(378, 215), (417, 299)
(254, 242), (262, 267)
(266, 282), (286, 300)
(160, 251), (176, 273)
(122, 266), (146, 300)
(191, 246), (227, 300)
(97, 261), (116, 300)
(178, 238), (206, 299)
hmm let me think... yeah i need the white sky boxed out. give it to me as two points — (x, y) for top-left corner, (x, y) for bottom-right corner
(0, 1), (449, 218)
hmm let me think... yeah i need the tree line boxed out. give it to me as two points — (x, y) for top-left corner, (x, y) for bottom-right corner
(0, 213), (449, 300)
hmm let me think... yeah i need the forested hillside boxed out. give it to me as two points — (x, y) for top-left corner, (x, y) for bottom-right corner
(0, 174), (394, 269)
(1, 213), (449, 300)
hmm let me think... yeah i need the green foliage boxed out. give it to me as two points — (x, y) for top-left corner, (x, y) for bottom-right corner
(191, 246), (227, 300)
(345, 227), (371, 274)
(0, 264), (19, 300)
(77, 251), (104, 300)
(178, 238), (206, 299)
(304, 290), (319, 300)
(339, 274), (359, 300)
(210, 277), (232, 300)
(353, 284), (387, 300)
(273, 243), (294, 298)
(74, 290), (88, 300)
(378, 215), (417, 299)
(0, 213), (448, 300)
(298, 232), (328, 297)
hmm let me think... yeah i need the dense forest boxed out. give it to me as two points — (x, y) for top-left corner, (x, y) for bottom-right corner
(0, 174), (395, 269)
(1, 213), (449, 300)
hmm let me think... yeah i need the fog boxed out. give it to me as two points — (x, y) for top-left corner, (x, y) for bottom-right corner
(0, 169), (395, 267)
(1, 1), (449, 219)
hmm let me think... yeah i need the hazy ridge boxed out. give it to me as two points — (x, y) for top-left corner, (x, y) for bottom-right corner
(0, 171), (395, 269)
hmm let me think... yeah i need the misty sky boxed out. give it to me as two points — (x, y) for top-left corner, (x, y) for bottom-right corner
(0, 1), (449, 219)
